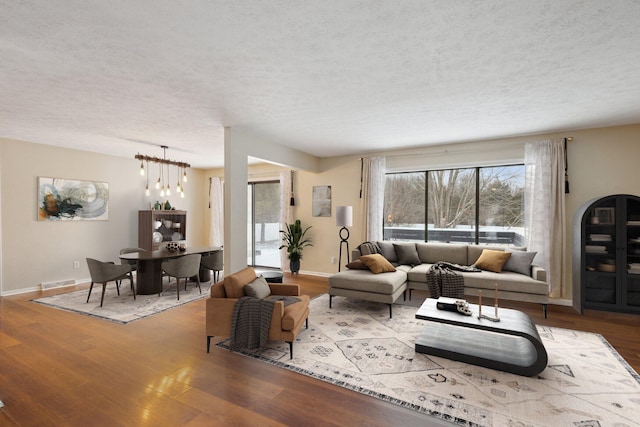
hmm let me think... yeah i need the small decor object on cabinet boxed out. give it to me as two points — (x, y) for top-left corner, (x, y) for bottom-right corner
(594, 207), (615, 225)
(166, 242), (180, 252)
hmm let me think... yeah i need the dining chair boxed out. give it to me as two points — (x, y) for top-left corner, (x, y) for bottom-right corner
(161, 253), (202, 300)
(86, 258), (136, 307)
(200, 249), (223, 282)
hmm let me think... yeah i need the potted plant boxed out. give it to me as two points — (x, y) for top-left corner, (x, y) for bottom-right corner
(279, 219), (313, 274)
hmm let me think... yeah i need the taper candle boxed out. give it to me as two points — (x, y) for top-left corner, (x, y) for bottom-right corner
(478, 290), (482, 317)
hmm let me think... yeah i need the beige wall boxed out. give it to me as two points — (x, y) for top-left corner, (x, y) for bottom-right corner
(0, 138), (207, 295)
(277, 124), (640, 301)
(4, 122), (640, 300)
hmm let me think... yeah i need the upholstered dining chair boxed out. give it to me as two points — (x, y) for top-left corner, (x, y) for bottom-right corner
(201, 249), (223, 282)
(86, 258), (136, 307)
(161, 253), (202, 300)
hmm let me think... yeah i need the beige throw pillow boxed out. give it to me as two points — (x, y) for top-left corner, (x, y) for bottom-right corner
(359, 254), (396, 274)
(473, 249), (512, 273)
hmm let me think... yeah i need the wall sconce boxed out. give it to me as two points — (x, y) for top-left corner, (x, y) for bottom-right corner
(336, 206), (353, 272)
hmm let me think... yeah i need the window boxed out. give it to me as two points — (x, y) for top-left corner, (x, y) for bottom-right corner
(384, 165), (525, 245)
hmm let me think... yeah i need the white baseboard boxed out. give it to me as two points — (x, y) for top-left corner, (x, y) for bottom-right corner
(41, 279), (77, 290)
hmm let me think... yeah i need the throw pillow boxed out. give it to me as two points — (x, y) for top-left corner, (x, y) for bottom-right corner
(393, 243), (421, 266)
(346, 260), (369, 270)
(357, 241), (381, 256)
(244, 276), (271, 299)
(503, 250), (537, 275)
(359, 254), (396, 274)
(377, 241), (398, 263)
(473, 249), (512, 273)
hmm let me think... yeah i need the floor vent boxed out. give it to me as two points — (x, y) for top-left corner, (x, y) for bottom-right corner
(41, 279), (76, 290)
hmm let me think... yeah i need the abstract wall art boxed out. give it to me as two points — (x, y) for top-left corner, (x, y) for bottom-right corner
(312, 185), (331, 217)
(38, 177), (109, 221)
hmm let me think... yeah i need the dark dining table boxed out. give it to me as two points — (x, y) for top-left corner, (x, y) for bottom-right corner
(119, 246), (222, 295)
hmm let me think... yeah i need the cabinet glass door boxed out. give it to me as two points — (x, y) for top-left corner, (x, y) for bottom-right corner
(625, 198), (640, 307)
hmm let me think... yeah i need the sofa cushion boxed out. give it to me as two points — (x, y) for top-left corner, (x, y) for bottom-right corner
(329, 269), (407, 295)
(473, 249), (511, 273)
(377, 241), (398, 263)
(503, 250), (537, 276)
(224, 267), (257, 298)
(393, 243), (421, 266)
(346, 260), (369, 270)
(244, 276), (271, 299)
(360, 254), (396, 274)
(416, 242), (468, 265)
(460, 270), (549, 296)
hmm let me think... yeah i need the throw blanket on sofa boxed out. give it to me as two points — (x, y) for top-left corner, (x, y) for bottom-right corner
(426, 262), (481, 298)
(229, 296), (300, 352)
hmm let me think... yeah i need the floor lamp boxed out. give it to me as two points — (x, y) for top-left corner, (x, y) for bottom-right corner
(336, 206), (353, 272)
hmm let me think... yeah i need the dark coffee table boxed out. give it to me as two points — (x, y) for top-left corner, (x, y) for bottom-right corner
(414, 298), (548, 376)
(260, 270), (283, 283)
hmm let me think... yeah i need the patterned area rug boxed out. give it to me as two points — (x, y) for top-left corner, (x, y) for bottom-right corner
(218, 294), (640, 427)
(32, 280), (210, 324)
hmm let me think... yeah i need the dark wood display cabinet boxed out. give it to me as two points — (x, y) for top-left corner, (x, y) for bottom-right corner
(573, 194), (640, 314)
(138, 210), (187, 251)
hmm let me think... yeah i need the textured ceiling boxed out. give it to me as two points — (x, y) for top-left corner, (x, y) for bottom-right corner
(2, 1), (640, 168)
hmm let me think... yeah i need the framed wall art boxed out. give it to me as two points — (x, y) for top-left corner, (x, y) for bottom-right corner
(38, 177), (109, 221)
(312, 185), (331, 217)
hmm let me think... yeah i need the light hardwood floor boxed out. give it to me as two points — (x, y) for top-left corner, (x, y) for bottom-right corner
(1, 273), (639, 426)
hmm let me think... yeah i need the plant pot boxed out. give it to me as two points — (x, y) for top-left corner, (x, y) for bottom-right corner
(290, 260), (300, 274)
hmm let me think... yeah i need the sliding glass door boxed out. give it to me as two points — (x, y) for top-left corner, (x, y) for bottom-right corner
(247, 181), (281, 268)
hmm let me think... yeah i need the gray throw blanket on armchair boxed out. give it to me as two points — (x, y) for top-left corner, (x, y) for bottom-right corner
(229, 295), (300, 352)
(426, 261), (481, 299)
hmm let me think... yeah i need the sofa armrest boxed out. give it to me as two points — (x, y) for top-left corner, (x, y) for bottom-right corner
(205, 297), (238, 337)
(268, 283), (300, 296)
(351, 248), (362, 260)
(531, 265), (547, 282)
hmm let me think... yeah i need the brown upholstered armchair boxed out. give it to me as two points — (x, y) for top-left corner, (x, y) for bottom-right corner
(206, 267), (310, 358)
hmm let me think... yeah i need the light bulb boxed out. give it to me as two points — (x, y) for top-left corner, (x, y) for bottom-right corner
(183, 170), (188, 182)
(180, 191), (185, 198)
(139, 161), (145, 176)
(166, 184), (171, 196)
(160, 187), (165, 197)
(155, 178), (161, 189)
(145, 185), (150, 197)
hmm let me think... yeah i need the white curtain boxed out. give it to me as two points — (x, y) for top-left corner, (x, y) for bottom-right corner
(208, 177), (224, 247)
(279, 170), (294, 271)
(524, 139), (566, 298)
(360, 157), (386, 242)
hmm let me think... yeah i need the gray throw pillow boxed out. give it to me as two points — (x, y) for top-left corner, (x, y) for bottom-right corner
(393, 243), (421, 266)
(244, 275), (271, 299)
(502, 250), (537, 276)
(377, 241), (398, 263)
(358, 241), (381, 256)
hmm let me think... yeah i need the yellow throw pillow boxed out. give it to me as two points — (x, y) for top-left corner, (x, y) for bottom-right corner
(359, 254), (396, 274)
(473, 249), (512, 273)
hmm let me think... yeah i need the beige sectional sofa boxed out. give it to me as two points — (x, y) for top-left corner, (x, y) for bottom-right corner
(328, 241), (549, 318)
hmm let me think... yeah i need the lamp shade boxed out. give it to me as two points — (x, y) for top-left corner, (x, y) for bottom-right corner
(336, 206), (353, 227)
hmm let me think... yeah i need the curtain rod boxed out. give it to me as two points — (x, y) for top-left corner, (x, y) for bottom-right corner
(383, 136), (573, 160)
